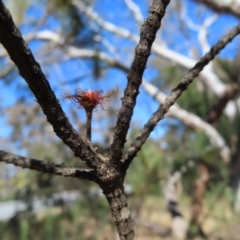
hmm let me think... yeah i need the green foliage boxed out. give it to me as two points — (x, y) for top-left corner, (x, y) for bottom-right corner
(213, 57), (240, 84)
(150, 57), (186, 89)
(177, 81), (211, 119)
(126, 131), (163, 196)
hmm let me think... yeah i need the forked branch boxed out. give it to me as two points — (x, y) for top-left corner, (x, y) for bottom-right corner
(110, 0), (170, 162)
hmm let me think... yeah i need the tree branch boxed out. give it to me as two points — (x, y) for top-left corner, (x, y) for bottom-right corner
(74, 1), (238, 118)
(17, 29), (232, 163)
(37, 35), (229, 164)
(33, 31), (231, 163)
(122, 24), (240, 170)
(0, 150), (97, 182)
(196, 0), (240, 19)
(73, 2), (224, 92)
(109, 0), (170, 162)
(198, 14), (218, 55)
(0, 1), (100, 170)
(141, 80), (231, 163)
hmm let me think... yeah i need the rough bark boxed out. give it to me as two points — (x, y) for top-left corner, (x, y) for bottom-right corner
(122, 24), (240, 170)
(141, 80), (231, 163)
(0, 151), (96, 181)
(0, 1), (172, 239)
(110, 0), (170, 163)
(103, 186), (136, 240)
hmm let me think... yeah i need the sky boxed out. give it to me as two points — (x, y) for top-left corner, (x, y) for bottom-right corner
(0, 0), (240, 153)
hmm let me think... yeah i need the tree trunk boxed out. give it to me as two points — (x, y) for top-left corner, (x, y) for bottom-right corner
(164, 172), (187, 240)
(103, 185), (136, 240)
(188, 162), (209, 239)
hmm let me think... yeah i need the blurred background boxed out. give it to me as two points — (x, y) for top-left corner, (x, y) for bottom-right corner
(0, 0), (240, 239)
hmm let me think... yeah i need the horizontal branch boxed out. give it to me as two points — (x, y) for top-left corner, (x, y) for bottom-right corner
(0, 2), (100, 169)
(0, 150), (97, 182)
(122, 24), (240, 169)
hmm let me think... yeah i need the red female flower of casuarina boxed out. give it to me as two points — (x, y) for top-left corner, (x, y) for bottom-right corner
(64, 87), (116, 142)
(64, 88), (109, 112)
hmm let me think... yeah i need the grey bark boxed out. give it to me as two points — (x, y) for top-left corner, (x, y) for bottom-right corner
(110, 0), (170, 163)
(0, 151), (96, 181)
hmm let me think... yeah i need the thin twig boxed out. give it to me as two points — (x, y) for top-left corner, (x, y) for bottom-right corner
(141, 80), (231, 163)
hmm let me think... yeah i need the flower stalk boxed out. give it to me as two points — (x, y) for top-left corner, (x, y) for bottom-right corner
(64, 88), (115, 142)
(86, 109), (93, 142)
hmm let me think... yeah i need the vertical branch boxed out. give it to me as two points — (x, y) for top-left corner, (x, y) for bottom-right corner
(122, 24), (240, 170)
(110, 0), (170, 163)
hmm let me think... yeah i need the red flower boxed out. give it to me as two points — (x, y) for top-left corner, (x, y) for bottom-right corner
(64, 88), (110, 112)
